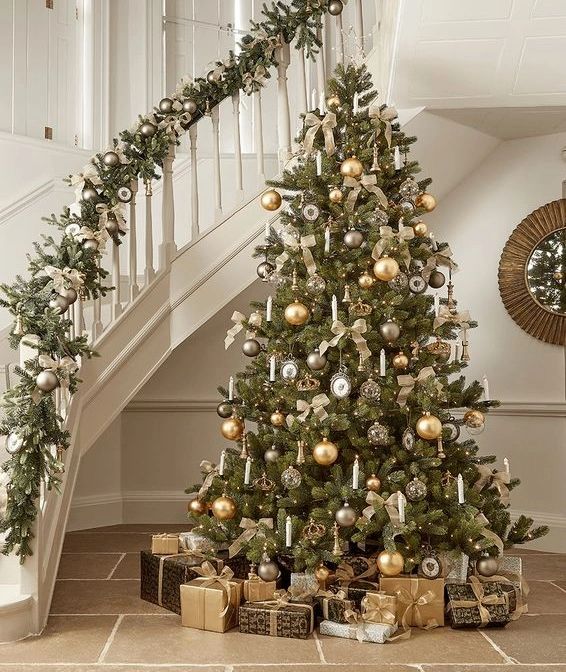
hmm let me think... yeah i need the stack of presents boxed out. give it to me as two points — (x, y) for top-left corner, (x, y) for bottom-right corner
(141, 532), (527, 642)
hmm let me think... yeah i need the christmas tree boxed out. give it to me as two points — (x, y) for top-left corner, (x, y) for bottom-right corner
(187, 64), (547, 577)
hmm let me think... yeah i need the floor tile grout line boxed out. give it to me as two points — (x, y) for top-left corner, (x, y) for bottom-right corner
(106, 552), (127, 579)
(312, 630), (327, 665)
(479, 629), (518, 665)
(97, 614), (124, 664)
(56, 578), (139, 582)
(549, 580), (566, 594)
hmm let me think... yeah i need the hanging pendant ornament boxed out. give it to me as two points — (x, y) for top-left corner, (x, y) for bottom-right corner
(242, 338), (261, 357)
(476, 555), (499, 578)
(102, 150), (120, 168)
(366, 473), (381, 492)
(408, 273), (427, 294)
(335, 501), (357, 527)
(188, 498), (208, 516)
(343, 229), (364, 249)
(211, 494), (237, 520)
(405, 477), (427, 502)
(428, 269), (446, 289)
(443, 416), (461, 443)
(261, 189), (282, 211)
(306, 274), (326, 295)
(281, 357), (299, 382)
(221, 415), (244, 441)
(332, 522), (343, 556)
(392, 352), (409, 370)
(257, 260), (275, 281)
(380, 320), (401, 343)
(312, 437), (339, 465)
(284, 299), (309, 326)
(358, 271), (375, 289)
(416, 412), (442, 440)
(296, 440), (306, 465)
(402, 427), (415, 451)
(281, 465), (302, 489)
(258, 556), (280, 582)
(464, 409), (485, 435)
(330, 366), (352, 399)
(5, 432), (24, 455)
(217, 400), (233, 418)
(329, 187), (343, 203)
(367, 422), (389, 446)
(388, 272), (409, 292)
(264, 444), (281, 463)
(342, 284), (352, 304)
(306, 348), (327, 371)
(36, 370), (60, 393)
(117, 185), (133, 203)
(371, 144), (380, 172)
(340, 156), (363, 179)
(302, 203), (320, 222)
(374, 256), (400, 281)
(360, 377), (381, 402)
(416, 193), (437, 212)
(419, 547), (442, 579)
(399, 178), (420, 201)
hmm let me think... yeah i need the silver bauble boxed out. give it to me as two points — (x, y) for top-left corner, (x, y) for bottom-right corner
(36, 370), (59, 393)
(81, 186), (99, 202)
(476, 556), (499, 578)
(373, 209), (389, 227)
(306, 349), (327, 371)
(242, 338), (261, 357)
(335, 502), (357, 527)
(281, 465), (302, 490)
(328, 0), (344, 15)
(258, 559), (280, 582)
(400, 201), (415, 214)
(306, 274), (326, 295)
(343, 229), (364, 249)
(158, 97), (173, 113)
(83, 239), (99, 251)
(60, 287), (78, 305)
(207, 70), (216, 84)
(360, 378), (381, 401)
(140, 122), (157, 138)
(102, 151), (120, 168)
(367, 422), (389, 446)
(399, 178), (420, 201)
(183, 99), (197, 114)
(264, 445), (281, 463)
(49, 295), (69, 314)
(405, 477), (427, 502)
(388, 272), (409, 291)
(428, 270), (446, 289)
(105, 215), (120, 235)
(216, 401), (233, 418)
(379, 320), (400, 342)
(256, 261), (274, 281)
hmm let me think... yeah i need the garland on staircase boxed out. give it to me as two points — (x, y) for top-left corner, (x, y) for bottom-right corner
(0, 0), (344, 561)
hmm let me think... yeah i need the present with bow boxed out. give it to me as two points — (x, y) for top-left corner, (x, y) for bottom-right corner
(446, 576), (511, 628)
(239, 589), (314, 639)
(474, 554), (528, 619)
(315, 588), (354, 624)
(303, 111), (337, 156)
(319, 319), (371, 362)
(178, 530), (218, 555)
(380, 576), (444, 629)
(319, 610), (397, 644)
(290, 572), (320, 596)
(439, 549), (469, 584)
(243, 572), (278, 603)
(181, 561), (244, 632)
(336, 557), (379, 608)
(343, 173), (388, 212)
(151, 533), (180, 555)
(361, 591), (397, 626)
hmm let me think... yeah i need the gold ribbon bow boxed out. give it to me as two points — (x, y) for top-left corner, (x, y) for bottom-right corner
(476, 573), (529, 620)
(70, 162), (102, 198)
(433, 305), (470, 331)
(303, 111), (337, 156)
(362, 490), (402, 525)
(395, 581), (439, 631)
(242, 29), (281, 61)
(287, 393), (331, 427)
(335, 558), (378, 588)
(368, 103), (398, 148)
(158, 112), (192, 136)
(474, 465), (510, 507)
(343, 173), (388, 211)
(448, 575), (506, 627)
(96, 202), (127, 233)
(475, 512), (505, 556)
(42, 266), (85, 293)
(77, 226), (109, 251)
(228, 517), (273, 558)
(396, 366), (441, 407)
(191, 562), (235, 616)
(276, 233), (317, 276)
(422, 245), (458, 281)
(319, 319), (371, 361)
(371, 225), (414, 269)
(361, 591), (397, 625)
(224, 311), (261, 349)
(243, 64), (268, 95)
(198, 460), (219, 499)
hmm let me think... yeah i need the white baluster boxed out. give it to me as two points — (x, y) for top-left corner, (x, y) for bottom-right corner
(276, 38), (292, 165)
(4, 363), (10, 391)
(355, 0), (364, 55)
(129, 178), (140, 301)
(210, 106), (222, 221)
(189, 124), (199, 240)
(336, 12), (344, 64)
(297, 46), (308, 115)
(232, 91), (244, 200)
(144, 179), (155, 285)
(92, 267), (103, 341)
(69, 303), (76, 341)
(111, 242), (122, 321)
(76, 295), (84, 337)
(160, 143), (176, 269)
(316, 27), (326, 99)
(254, 88), (265, 186)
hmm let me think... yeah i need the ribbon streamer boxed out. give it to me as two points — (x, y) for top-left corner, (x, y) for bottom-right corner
(42, 266), (85, 293)
(371, 225), (414, 270)
(368, 103), (398, 148)
(474, 465), (510, 506)
(243, 64), (269, 95)
(343, 174), (388, 211)
(396, 366), (441, 407)
(228, 517), (273, 558)
(335, 558), (378, 588)
(319, 319), (371, 361)
(303, 111), (337, 156)
(242, 29), (281, 61)
(361, 490), (401, 525)
(475, 512), (505, 556)
(276, 233), (317, 276)
(433, 305), (470, 331)
(224, 311), (261, 349)
(198, 460), (219, 499)
(287, 393), (330, 426)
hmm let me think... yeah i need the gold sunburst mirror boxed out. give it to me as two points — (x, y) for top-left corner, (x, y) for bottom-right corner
(499, 199), (566, 345)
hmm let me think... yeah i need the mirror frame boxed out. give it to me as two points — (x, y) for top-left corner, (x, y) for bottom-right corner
(499, 199), (566, 345)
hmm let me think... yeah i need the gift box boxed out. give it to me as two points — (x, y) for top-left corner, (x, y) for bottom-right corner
(446, 578), (510, 628)
(290, 572), (319, 596)
(319, 618), (397, 643)
(243, 575), (277, 602)
(361, 591), (397, 625)
(439, 550), (469, 584)
(239, 598), (314, 639)
(151, 533), (179, 555)
(179, 531), (218, 554)
(216, 550), (251, 579)
(380, 576), (444, 628)
(181, 564), (244, 632)
(315, 590), (354, 624)
(336, 557), (379, 609)
(343, 581), (380, 609)
(498, 555), (523, 591)
(346, 555), (378, 581)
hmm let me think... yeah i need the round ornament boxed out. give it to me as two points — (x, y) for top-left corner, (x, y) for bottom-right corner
(373, 256), (399, 281)
(271, 271), (289, 289)
(416, 412), (442, 440)
(256, 260), (275, 281)
(399, 178), (420, 201)
(5, 432), (24, 455)
(330, 368), (352, 399)
(306, 349), (327, 371)
(376, 550), (404, 577)
(464, 409), (485, 428)
(103, 151), (120, 168)
(281, 465), (302, 489)
(368, 422), (389, 446)
(117, 186), (133, 203)
(312, 437), (339, 465)
(408, 273), (427, 294)
(327, 96), (341, 109)
(366, 474), (381, 492)
(183, 99), (197, 114)
(428, 269), (446, 289)
(188, 498), (208, 516)
(443, 418), (461, 443)
(258, 558), (280, 582)
(284, 301), (309, 326)
(104, 215), (120, 236)
(360, 378), (381, 402)
(358, 271), (375, 289)
(281, 358), (299, 381)
(60, 287), (78, 305)
(306, 274), (326, 295)
(261, 189), (282, 211)
(329, 187), (343, 203)
(416, 193), (437, 212)
(140, 121), (157, 138)
(380, 320), (400, 343)
(49, 295), (69, 314)
(402, 427), (415, 451)
(216, 401), (233, 418)
(419, 554), (442, 579)
(344, 229), (364, 249)
(221, 416), (244, 441)
(65, 223), (81, 237)
(335, 502), (357, 527)
(400, 201), (415, 215)
(392, 352), (409, 370)
(211, 495), (237, 520)
(372, 209), (389, 227)
(264, 445), (281, 463)
(83, 239), (99, 251)
(158, 97), (173, 113)
(315, 564), (331, 581)
(328, 0), (344, 15)
(242, 338), (261, 357)
(302, 203), (320, 221)
(406, 477), (427, 502)
(340, 156), (363, 179)
(476, 555), (499, 578)
(425, 338), (451, 363)
(81, 186), (99, 202)
(413, 221), (428, 237)
(270, 410), (286, 427)
(388, 272), (409, 291)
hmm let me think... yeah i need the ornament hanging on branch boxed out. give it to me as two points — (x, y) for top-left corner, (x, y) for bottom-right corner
(211, 494), (237, 520)
(312, 437), (339, 465)
(416, 412), (442, 440)
(335, 501), (357, 527)
(261, 189), (282, 211)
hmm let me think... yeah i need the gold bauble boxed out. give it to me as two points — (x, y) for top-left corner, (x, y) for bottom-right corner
(315, 564), (331, 581)
(416, 411), (443, 440)
(413, 221), (428, 237)
(392, 352), (409, 370)
(312, 437), (339, 466)
(416, 193), (436, 212)
(554, 271), (564, 281)
(376, 550), (404, 577)
(270, 409), (286, 427)
(464, 409), (485, 428)
(373, 256), (399, 281)
(211, 495), (237, 520)
(284, 300), (310, 326)
(366, 474), (381, 492)
(188, 498), (208, 516)
(327, 95), (341, 109)
(358, 271), (375, 289)
(340, 156), (363, 179)
(261, 189), (282, 211)
(221, 415), (244, 441)
(329, 187), (344, 203)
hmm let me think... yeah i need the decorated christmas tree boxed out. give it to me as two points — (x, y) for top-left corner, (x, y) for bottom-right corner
(188, 64), (547, 580)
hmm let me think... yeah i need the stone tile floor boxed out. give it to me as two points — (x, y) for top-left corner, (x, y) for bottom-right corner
(1, 524), (565, 671)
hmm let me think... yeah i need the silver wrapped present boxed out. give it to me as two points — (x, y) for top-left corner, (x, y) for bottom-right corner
(440, 550), (469, 584)
(178, 531), (217, 554)
(319, 619), (397, 643)
(499, 555), (523, 590)
(290, 572), (319, 595)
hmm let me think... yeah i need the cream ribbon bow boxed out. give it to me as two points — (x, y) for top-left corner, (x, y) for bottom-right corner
(243, 64), (269, 94)
(343, 173), (388, 211)
(158, 112), (192, 136)
(361, 490), (402, 525)
(474, 465), (511, 507)
(197, 460), (219, 499)
(33, 355), (78, 403)
(475, 512), (504, 556)
(242, 29), (281, 60)
(287, 393), (330, 426)
(276, 234), (317, 276)
(422, 245), (458, 281)
(396, 366), (441, 407)
(69, 162), (102, 198)
(319, 319), (371, 361)
(372, 225), (414, 269)
(96, 203), (127, 233)
(42, 266), (85, 293)
(369, 103), (398, 148)
(77, 226), (109, 251)
(228, 517), (273, 558)
(303, 111), (337, 156)
(433, 305), (470, 331)
(224, 311), (262, 349)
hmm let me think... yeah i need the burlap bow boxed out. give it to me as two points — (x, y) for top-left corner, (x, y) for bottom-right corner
(243, 64), (269, 94)
(447, 575), (506, 627)
(335, 558), (378, 588)
(228, 517), (273, 558)
(474, 465), (510, 506)
(224, 310), (262, 349)
(371, 225), (414, 269)
(76, 226), (109, 251)
(368, 103), (398, 148)
(319, 319), (371, 361)
(395, 582), (439, 631)
(242, 29), (281, 60)
(396, 366), (442, 407)
(303, 111), (337, 156)
(287, 393), (330, 426)
(96, 203), (127, 233)
(276, 234), (317, 276)
(422, 245), (458, 281)
(42, 266), (85, 293)
(70, 162), (102, 198)
(198, 460), (219, 499)
(361, 490), (402, 525)
(343, 173), (388, 211)
(158, 112), (192, 136)
(361, 591), (397, 625)
(191, 562), (235, 616)
(433, 305), (470, 331)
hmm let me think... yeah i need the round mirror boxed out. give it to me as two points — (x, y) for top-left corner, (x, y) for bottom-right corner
(526, 228), (566, 315)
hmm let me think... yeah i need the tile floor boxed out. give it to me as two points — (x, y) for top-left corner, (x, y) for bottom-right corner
(1, 524), (565, 671)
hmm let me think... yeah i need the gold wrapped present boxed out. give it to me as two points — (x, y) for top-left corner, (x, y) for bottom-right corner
(244, 575), (277, 603)
(361, 591), (397, 625)
(380, 576), (444, 629)
(151, 533), (179, 555)
(180, 562), (244, 632)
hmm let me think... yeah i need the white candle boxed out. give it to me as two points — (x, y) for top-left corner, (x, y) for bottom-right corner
(397, 491), (406, 524)
(430, 233), (438, 251)
(353, 92), (359, 115)
(394, 146), (402, 170)
(504, 457), (510, 475)
(457, 474), (465, 504)
(325, 226), (330, 253)
(434, 292), (440, 316)
(266, 295), (272, 322)
(269, 355), (276, 382)
(319, 90), (326, 115)
(244, 456), (252, 485)
(218, 450), (226, 476)
(285, 515), (292, 548)
(311, 88), (317, 109)
(453, 343), (460, 362)
(316, 150), (322, 176)
(482, 374), (490, 401)
(352, 456), (359, 490)
(331, 295), (338, 322)
(228, 376), (234, 401)
(380, 348), (386, 377)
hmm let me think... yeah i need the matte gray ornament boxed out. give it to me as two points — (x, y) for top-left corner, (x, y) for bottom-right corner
(242, 338), (261, 357)
(183, 99), (197, 114)
(328, 0), (344, 15)
(60, 287), (78, 305)
(258, 558), (280, 581)
(158, 97), (173, 113)
(306, 348), (327, 371)
(82, 239), (99, 251)
(428, 269), (446, 289)
(36, 370), (59, 393)
(264, 445), (281, 463)
(105, 215), (120, 235)
(216, 401), (233, 418)
(335, 502), (356, 527)
(256, 261), (274, 281)
(343, 229), (364, 249)
(476, 556), (499, 577)
(140, 122), (157, 138)
(207, 70), (217, 84)
(49, 295), (69, 314)
(379, 320), (400, 342)
(103, 151), (120, 168)
(81, 186), (99, 202)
